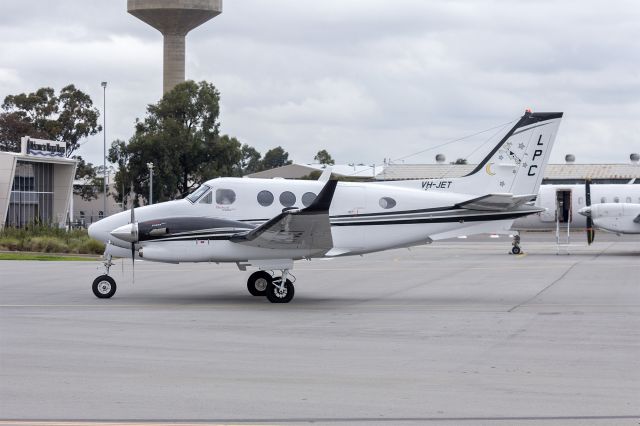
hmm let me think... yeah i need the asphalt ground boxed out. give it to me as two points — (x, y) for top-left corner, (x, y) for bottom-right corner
(1, 233), (639, 425)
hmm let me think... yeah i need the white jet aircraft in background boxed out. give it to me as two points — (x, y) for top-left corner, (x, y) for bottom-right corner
(89, 110), (563, 303)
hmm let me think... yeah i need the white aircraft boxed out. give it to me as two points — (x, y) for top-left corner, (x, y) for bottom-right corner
(88, 110), (562, 303)
(513, 181), (640, 247)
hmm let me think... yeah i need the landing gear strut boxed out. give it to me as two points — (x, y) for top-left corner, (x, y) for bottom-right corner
(92, 253), (117, 299)
(511, 234), (522, 255)
(266, 270), (295, 303)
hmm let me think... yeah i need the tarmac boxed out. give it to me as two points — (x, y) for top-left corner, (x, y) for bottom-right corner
(0, 233), (639, 425)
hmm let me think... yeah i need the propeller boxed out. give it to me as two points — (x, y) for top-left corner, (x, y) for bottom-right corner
(129, 204), (137, 282)
(585, 179), (595, 245)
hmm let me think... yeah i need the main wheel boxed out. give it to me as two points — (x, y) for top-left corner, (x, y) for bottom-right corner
(511, 246), (521, 255)
(247, 271), (271, 296)
(92, 275), (116, 299)
(266, 279), (295, 303)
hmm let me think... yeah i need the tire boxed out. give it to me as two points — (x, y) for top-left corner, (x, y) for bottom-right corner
(266, 279), (294, 303)
(511, 246), (521, 255)
(247, 271), (271, 296)
(92, 275), (116, 299)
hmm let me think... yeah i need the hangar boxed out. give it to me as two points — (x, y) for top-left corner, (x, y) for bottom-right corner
(0, 137), (76, 228)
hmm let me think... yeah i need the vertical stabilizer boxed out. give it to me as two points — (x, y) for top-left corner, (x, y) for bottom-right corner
(384, 111), (563, 196)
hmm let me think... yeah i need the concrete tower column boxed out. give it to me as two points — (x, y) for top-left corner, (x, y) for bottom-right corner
(164, 34), (186, 93)
(127, 0), (223, 94)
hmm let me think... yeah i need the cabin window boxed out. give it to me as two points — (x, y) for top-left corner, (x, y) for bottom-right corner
(600, 197), (607, 203)
(199, 191), (212, 204)
(379, 197), (396, 209)
(186, 184), (210, 203)
(279, 191), (296, 207)
(257, 190), (274, 206)
(613, 196), (620, 203)
(216, 189), (236, 205)
(302, 192), (317, 207)
(578, 197), (583, 205)
(626, 197), (632, 203)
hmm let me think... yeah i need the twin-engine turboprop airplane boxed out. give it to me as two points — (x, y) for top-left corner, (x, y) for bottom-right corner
(88, 110), (563, 303)
(512, 180), (640, 247)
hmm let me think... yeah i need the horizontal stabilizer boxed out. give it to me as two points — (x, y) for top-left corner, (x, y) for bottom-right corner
(230, 180), (338, 253)
(456, 193), (538, 212)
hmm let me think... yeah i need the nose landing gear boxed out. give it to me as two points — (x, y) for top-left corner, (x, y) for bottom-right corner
(92, 253), (117, 299)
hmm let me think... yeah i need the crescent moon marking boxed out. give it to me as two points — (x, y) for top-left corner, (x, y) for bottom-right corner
(486, 163), (496, 176)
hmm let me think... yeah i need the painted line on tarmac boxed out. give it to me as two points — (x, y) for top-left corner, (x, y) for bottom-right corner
(1, 415), (640, 424)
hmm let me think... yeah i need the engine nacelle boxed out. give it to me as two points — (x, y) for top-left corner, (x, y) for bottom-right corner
(589, 203), (640, 234)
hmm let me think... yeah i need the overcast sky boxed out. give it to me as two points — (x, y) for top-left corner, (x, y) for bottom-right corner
(1, 0), (639, 168)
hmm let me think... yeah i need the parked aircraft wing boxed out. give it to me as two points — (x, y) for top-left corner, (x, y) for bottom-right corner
(455, 193), (539, 212)
(230, 180), (338, 252)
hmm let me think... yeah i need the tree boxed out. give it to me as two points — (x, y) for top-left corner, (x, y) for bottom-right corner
(73, 156), (102, 201)
(110, 80), (260, 204)
(241, 144), (262, 174)
(107, 139), (131, 206)
(314, 149), (335, 165)
(0, 85), (101, 157)
(261, 146), (292, 170)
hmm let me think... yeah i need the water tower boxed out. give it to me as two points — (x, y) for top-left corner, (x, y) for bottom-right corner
(127, 0), (223, 93)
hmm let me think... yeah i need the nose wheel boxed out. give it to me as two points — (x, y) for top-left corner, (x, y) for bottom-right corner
(92, 253), (116, 299)
(92, 275), (116, 298)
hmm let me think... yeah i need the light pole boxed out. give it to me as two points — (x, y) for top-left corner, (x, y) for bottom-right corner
(147, 162), (154, 205)
(101, 81), (107, 218)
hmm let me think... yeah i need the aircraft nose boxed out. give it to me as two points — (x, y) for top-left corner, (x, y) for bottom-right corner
(88, 220), (104, 241)
(578, 207), (591, 217)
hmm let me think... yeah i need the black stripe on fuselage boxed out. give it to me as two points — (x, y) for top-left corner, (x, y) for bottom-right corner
(140, 211), (533, 242)
(330, 211), (533, 226)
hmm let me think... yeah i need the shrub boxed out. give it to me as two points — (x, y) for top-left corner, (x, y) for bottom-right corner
(0, 226), (104, 254)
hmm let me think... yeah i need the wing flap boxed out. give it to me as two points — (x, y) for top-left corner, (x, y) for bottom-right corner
(456, 193), (538, 212)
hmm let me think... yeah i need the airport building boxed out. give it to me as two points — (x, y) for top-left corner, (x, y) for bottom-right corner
(0, 137), (76, 228)
(248, 154), (640, 185)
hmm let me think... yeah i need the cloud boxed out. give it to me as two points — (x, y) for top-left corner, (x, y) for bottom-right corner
(1, 0), (639, 166)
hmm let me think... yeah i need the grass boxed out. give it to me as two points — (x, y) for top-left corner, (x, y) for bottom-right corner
(0, 224), (105, 255)
(0, 252), (99, 261)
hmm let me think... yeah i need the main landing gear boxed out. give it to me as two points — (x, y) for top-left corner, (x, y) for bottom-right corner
(511, 234), (522, 255)
(92, 254), (117, 299)
(247, 270), (295, 303)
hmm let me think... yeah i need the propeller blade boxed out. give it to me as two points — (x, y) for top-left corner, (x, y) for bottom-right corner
(129, 195), (137, 284)
(585, 179), (595, 245)
(131, 241), (135, 284)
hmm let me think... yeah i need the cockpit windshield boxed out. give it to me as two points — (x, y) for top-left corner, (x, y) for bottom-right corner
(186, 185), (211, 203)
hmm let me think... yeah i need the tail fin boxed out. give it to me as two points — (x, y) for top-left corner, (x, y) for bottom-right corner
(386, 111), (563, 196)
(457, 111), (563, 195)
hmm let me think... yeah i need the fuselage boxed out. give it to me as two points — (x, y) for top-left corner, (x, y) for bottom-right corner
(89, 177), (537, 263)
(513, 183), (640, 230)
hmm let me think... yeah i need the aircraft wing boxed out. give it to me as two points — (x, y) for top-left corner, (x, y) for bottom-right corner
(229, 180), (338, 252)
(455, 193), (539, 212)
